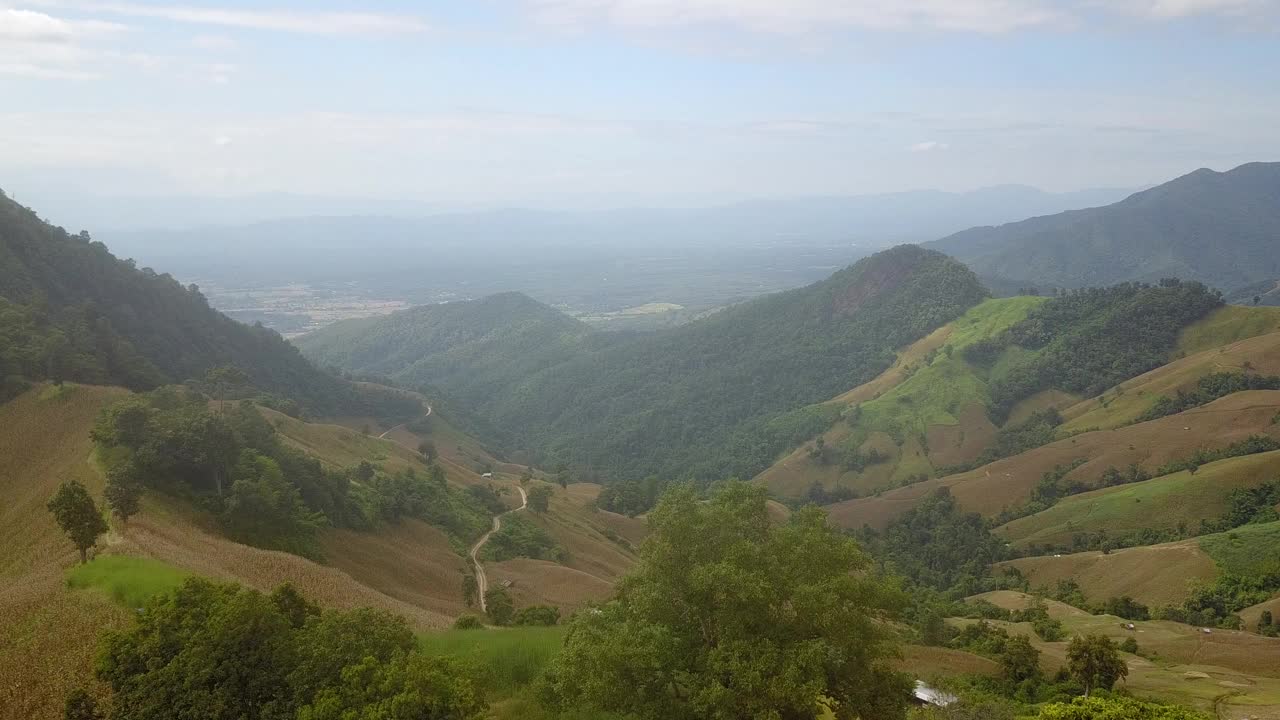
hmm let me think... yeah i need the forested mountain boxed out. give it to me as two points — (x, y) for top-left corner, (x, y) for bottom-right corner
(929, 162), (1280, 294)
(0, 190), (402, 415)
(298, 292), (597, 393)
(301, 245), (989, 483)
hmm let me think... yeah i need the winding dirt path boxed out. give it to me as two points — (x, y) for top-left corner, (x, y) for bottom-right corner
(379, 404), (431, 439)
(470, 484), (527, 613)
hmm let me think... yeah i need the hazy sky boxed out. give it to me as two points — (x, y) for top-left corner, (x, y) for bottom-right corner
(3, 0), (1279, 208)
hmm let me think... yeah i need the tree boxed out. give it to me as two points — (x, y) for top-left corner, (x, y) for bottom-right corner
(417, 440), (437, 463)
(485, 587), (515, 626)
(539, 481), (911, 720)
(513, 605), (560, 626)
(47, 480), (108, 563)
(1066, 634), (1128, 696)
(1000, 634), (1042, 685)
(462, 573), (478, 608)
(527, 484), (552, 513)
(1036, 696), (1209, 719)
(104, 460), (144, 526)
(296, 652), (485, 720)
(453, 615), (484, 630)
(64, 689), (102, 720)
(204, 365), (249, 415)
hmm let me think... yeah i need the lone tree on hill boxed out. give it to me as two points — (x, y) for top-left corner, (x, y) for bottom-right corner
(539, 481), (911, 719)
(204, 365), (249, 414)
(47, 480), (109, 564)
(1066, 634), (1128, 697)
(104, 461), (144, 526)
(484, 587), (514, 626)
(527, 485), (552, 513)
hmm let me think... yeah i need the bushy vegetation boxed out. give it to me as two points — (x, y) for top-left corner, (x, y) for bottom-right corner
(418, 626), (568, 696)
(89, 579), (485, 720)
(973, 281), (1223, 422)
(482, 514), (566, 563)
(858, 488), (1008, 594)
(540, 482), (913, 720)
(91, 388), (491, 557)
(0, 191), (415, 417)
(1035, 695), (1210, 719)
(1155, 435), (1280, 475)
(1138, 371), (1280, 421)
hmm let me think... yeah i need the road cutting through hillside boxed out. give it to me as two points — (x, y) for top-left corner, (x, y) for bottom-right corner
(378, 404), (431, 439)
(470, 484), (527, 613)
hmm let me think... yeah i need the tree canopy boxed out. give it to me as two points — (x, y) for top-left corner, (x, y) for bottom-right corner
(540, 481), (910, 720)
(47, 480), (108, 564)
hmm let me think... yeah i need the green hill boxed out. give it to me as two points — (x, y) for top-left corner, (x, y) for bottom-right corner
(0, 191), (398, 416)
(929, 162), (1280, 295)
(303, 245), (990, 485)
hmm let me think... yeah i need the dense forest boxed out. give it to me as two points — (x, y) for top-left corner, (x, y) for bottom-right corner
(972, 279), (1223, 421)
(302, 245), (989, 484)
(0, 190), (412, 416)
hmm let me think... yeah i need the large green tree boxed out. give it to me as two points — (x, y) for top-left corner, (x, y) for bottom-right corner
(540, 481), (910, 720)
(47, 480), (108, 564)
(1065, 635), (1128, 697)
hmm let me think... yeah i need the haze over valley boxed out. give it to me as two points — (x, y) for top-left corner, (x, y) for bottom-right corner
(4, 2), (1280, 719)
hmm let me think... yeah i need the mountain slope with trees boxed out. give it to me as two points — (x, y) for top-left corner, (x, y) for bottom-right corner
(0, 190), (404, 415)
(928, 162), (1280, 294)
(301, 245), (990, 486)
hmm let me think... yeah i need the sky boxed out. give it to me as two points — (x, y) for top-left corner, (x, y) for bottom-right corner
(2, 0), (1279, 213)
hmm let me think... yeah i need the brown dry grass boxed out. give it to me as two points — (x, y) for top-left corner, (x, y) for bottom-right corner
(966, 590), (1092, 619)
(827, 390), (1280, 531)
(897, 645), (1001, 679)
(996, 541), (1218, 607)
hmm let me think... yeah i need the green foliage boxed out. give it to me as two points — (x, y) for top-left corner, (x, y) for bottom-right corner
(1118, 637), (1139, 654)
(860, 487), (1007, 593)
(539, 481), (911, 720)
(485, 588), (515, 626)
(222, 450), (325, 559)
(482, 514), (565, 563)
(1065, 635), (1127, 696)
(1032, 614), (1066, 642)
(66, 555), (190, 608)
(527, 484), (552, 513)
(93, 578), (483, 720)
(63, 689), (102, 720)
(302, 246), (989, 489)
(1035, 695), (1210, 719)
(103, 458), (143, 524)
(418, 626), (568, 696)
(47, 479), (108, 564)
(975, 408), (1064, 466)
(980, 281), (1223, 421)
(1138, 371), (1280, 421)
(598, 475), (664, 516)
(1156, 435), (1280, 476)
(1101, 596), (1150, 621)
(1000, 634), (1042, 685)
(513, 605), (561, 627)
(453, 615), (484, 630)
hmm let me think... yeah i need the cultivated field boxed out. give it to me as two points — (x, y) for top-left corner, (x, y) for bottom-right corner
(827, 390), (1280, 531)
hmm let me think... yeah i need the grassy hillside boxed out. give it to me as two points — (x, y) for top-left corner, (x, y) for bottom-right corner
(0, 383), (638, 720)
(1177, 304), (1280, 355)
(304, 245), (990, 486)
(0, 191), (412, 417)
(1061, 328), (1280, 433)
(758, 296), (1045, 497)
(827, 390), (1280, 531)
(997, 450), (1280, 549)
(928, 161), (1280, 294)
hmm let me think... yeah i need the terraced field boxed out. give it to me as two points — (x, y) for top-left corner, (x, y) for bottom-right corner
(997, 450), (1280, 549)
(826, 390), (1280, 531)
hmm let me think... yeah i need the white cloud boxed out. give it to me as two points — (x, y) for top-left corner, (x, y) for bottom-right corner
(527, 0), (1069, 34)
(909, 140), (949, 152)
(1106, 0), (1274, 19)
(31, 1), (430, 35)
(191, 32), (237, 50)
(0, 8), (125, 44)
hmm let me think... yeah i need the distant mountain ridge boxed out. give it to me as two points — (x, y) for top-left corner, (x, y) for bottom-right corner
(928, 162), (1280, 294)
(299, 245), (990, 482)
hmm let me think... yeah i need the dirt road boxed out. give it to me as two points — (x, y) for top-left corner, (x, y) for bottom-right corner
(470, 484), (528, 613)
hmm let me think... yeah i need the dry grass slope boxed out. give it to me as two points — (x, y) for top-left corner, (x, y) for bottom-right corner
(827, 390), (1280, 531)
